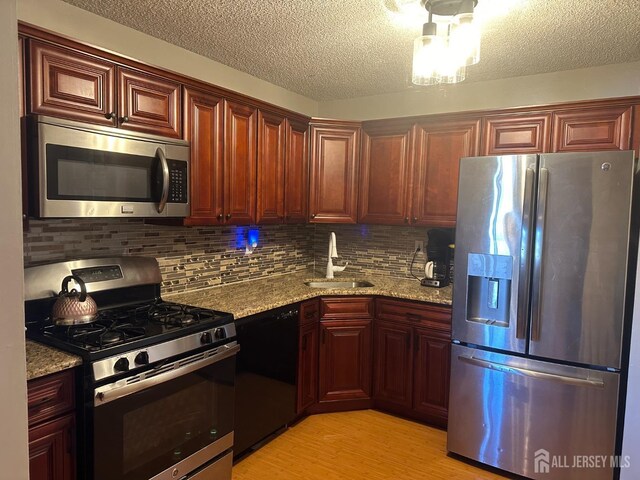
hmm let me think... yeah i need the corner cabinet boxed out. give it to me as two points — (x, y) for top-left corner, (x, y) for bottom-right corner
(358, 123), (413, 225)
(28, 370), (76, 480)
(309, 120), (361, 223)
(317, 297), (373, 411)
(411, 118), (480, 227)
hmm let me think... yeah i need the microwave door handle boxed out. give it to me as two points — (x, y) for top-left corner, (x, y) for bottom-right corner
(157, 147), (170, 213)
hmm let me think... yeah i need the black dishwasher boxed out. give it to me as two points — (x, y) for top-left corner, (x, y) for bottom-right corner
(233, 305), (299, 459)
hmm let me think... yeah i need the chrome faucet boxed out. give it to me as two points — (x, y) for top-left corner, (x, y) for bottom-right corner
(326, 232), (348, 279)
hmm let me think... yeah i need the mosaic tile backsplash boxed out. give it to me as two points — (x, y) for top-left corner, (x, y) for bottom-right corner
(312, 224), (432, 280)
(23, 220), (445, 294)
(24, 220), (314, 294)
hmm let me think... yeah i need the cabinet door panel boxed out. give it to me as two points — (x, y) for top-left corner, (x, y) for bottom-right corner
(319, 320), (372, 402)
(297, 321), (319, 413)
(29, 40), (115, 126)
(256, 111), (285, 224)
(413, 119), (480, 227)
(359, 127), (412, 225)
(373, 321), (413, 409)
(413, 328), (451, 425)
(118, 67), (181, 138)
(29, 414), (75, 480)
(482, 113), (551, 155)
(309, 123), (360, 223)
(224, 101), (257, 224)
(284, 119), (309, 223)
(552, 106), (632, 152)
(183, 87), (224, 225)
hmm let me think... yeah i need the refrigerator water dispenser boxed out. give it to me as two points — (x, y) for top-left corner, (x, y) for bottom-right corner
(466, 253), (512, 326)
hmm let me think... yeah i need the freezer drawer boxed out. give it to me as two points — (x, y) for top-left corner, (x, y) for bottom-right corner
(448, 344), (620, 480)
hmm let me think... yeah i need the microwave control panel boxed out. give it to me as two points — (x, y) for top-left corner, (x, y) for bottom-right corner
(168, 160), (188, 203)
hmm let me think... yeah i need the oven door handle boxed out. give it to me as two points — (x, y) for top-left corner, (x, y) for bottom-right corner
(94, 342), (240, 407)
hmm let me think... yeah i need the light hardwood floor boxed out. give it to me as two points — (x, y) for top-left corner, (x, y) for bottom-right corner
(232, 410), (511, 480)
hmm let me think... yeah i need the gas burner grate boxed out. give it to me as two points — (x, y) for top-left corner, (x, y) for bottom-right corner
(54, 319), (147, 348)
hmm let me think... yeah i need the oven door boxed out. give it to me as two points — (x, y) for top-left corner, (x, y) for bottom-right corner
(92, 343), (238, 480)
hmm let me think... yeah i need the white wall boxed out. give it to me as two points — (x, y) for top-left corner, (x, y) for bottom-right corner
(319, 61), (640, 120)
(0, 0), (29, 477)
(622, 254), (640, 478)
(17, 0), (319, 117)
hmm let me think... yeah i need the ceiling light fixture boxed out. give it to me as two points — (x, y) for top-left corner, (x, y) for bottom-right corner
(412, 0), (480, 86)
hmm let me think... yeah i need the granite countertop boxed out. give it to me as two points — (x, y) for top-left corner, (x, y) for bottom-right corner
(165, 270), (453, 319)
(26, 340), (82, 381)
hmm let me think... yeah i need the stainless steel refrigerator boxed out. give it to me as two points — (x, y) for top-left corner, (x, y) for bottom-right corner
(447, 151), (637, 480)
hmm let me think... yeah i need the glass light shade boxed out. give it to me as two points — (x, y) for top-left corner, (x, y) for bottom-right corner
(450, 12), (481, 66)
(438, 63), (466, 84)
(411, 34), (445, 85)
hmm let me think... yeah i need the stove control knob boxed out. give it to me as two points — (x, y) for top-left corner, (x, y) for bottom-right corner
(134, 351), (149, 365)
(114, 357), (130, 372)
(200, 331), (213, 344)
(214, 327), (226, 340)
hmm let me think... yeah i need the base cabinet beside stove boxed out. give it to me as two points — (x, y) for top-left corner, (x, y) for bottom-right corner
(27, 370), (76, 480)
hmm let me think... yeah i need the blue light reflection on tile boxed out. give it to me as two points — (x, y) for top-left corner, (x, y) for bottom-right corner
(247, 228), (259, 247)
(234, 227), (246, 249)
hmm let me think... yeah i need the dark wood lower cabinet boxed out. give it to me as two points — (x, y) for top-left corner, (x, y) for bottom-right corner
(28, 370), (76, 480)
(28, 413), (75, 480)
(412, 328), (451, 427)
(297, 307), (319, 413)
(372, 299), (452, 427)
(373, 320), (413, 410)
(318, 319), (372, 405)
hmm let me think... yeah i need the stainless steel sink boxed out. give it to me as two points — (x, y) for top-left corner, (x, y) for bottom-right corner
(304, 281), (374, 289)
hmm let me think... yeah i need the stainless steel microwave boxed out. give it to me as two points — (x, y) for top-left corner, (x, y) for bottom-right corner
(27, 115), (190, 218)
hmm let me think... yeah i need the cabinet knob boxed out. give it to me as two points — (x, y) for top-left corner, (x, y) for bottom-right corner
(225, 213), (232, 220)
(412, 216), (418, 223)
(22, 213), (27, 220)
(119, 116), (129, 123)
(105, 112), (116, 120)
(216, 214), (223, 221)
(404, 216), (409, 223)
(311, 214), (316, 219)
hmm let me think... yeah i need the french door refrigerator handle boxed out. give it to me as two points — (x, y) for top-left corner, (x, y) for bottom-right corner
(516, 167), (535, 339)
(457, 355), (604, 388)
(530, 167), (549, 342)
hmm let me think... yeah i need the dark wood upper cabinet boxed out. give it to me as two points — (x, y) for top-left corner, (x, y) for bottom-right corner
(28, 40), (116, 126)
(256, 110), (286, 224)
(552, 105), (632, 152)
(481, 113), (551, 155)
(373, 320), (413, 409)
(358, 125), (413, 225)
(183, 87), (224, 226)
(309, 121), (360, 223)
(284, 119), (309, 224)
(117, 67), (181, 138)
(412, 119), (480, 227)
(224, 100), (257, 225)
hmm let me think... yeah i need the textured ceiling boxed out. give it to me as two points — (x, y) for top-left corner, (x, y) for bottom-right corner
(61, 0), (640, 101)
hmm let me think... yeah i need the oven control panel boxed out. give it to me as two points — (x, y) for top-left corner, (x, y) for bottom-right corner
(92, 323), (237, 382)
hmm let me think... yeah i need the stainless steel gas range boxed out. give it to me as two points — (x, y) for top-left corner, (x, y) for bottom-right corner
(24, 257), (237, 480)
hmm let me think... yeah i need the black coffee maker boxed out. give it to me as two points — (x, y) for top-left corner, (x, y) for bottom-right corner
(421, 228), (454, 288)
